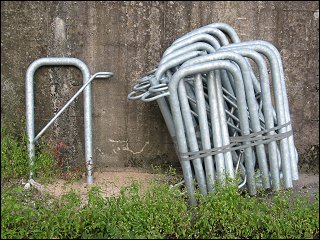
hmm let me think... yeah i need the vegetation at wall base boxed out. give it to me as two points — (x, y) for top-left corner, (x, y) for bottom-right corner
(1, 180), (319, 239)
(1, 125), (319, 239)
(1, 124), (85, 185)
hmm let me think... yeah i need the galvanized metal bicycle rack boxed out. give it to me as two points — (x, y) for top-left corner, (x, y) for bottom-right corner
(26, 57), (113, 184)
(128, 22), (299, 205)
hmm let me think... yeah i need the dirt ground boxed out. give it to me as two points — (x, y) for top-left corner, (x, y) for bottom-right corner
(42, 168), (164, 204)
(38, 168), (319, 205)
(291, 173), (319, 197)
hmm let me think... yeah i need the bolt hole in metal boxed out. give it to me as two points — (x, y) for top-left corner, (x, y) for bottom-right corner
(128, 23), (298, 205)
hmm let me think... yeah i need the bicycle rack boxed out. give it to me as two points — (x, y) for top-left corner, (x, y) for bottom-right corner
(128, 22), (299, 205)
(25, 57), (113, 184)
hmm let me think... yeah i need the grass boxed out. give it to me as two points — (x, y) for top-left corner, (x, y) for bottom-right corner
(1, 124), (85, 185)
(1, 125), (319, 239)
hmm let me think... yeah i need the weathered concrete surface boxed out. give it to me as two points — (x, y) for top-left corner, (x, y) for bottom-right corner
(1, 1), (319, 172)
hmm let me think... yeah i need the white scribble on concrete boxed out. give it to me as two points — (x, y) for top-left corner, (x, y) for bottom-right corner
(109, 139), (149, 155)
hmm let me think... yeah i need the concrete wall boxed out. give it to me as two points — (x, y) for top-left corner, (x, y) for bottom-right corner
(1, 1), (319, 171)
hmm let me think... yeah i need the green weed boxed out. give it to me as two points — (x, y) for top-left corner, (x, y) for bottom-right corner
(1, 124), (85, 184)
(1, 123), (319, 239)
(1, 178), (319, 239)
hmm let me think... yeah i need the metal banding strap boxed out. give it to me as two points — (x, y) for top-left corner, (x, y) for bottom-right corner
(180, 122), (292, 162)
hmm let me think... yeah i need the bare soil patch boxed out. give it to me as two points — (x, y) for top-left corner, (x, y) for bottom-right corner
(36, 169), (318, 205)
(43, 168), (162, 204)
(292, 173), (319, 198)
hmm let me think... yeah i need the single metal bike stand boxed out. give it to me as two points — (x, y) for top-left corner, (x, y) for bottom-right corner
(25, 57), (113, 184)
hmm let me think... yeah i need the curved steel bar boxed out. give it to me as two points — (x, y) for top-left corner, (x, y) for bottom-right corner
(128, 89), (149, 100)
(173, 24), (262, 92)
(158, 43), (228, 192)
(171, 24), (246, 92)
(172, 23), (238, 45)
(164, 30), (238, 95)
(149, 43), (216, 147)
(160, 42), (216, 66)
(187, 93), (246, 135)
(163, 33), (221, 57)
(217, 47), (281, 190)
(154, 51), (206, 85)
(140, 90), (170, 102)
(147, 51), (208, 140)
(149, 83), (168, 93)
(206, 71), (227, 185)
(162, 32), (238, 107)
(180, 51), (271, 187)
(178, 79), (209, 195)
(153, 51), (213, 195)
(169, 60), (257, 197)
(26, 57), (96, 184)
(34, 72), (113, 142)
(221, 42), (294, 187)
(160, 41), (239, 183)
(224, 40), (298, 180)
(166, 27), (246, 132)
(132, 80), (150, 91)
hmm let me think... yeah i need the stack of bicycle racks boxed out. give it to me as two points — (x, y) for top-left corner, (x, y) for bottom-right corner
(128, 22), (298, 205)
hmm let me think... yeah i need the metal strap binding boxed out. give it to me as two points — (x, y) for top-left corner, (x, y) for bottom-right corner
(180, 122), (292, 162)
(181, 130), (292, 162)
